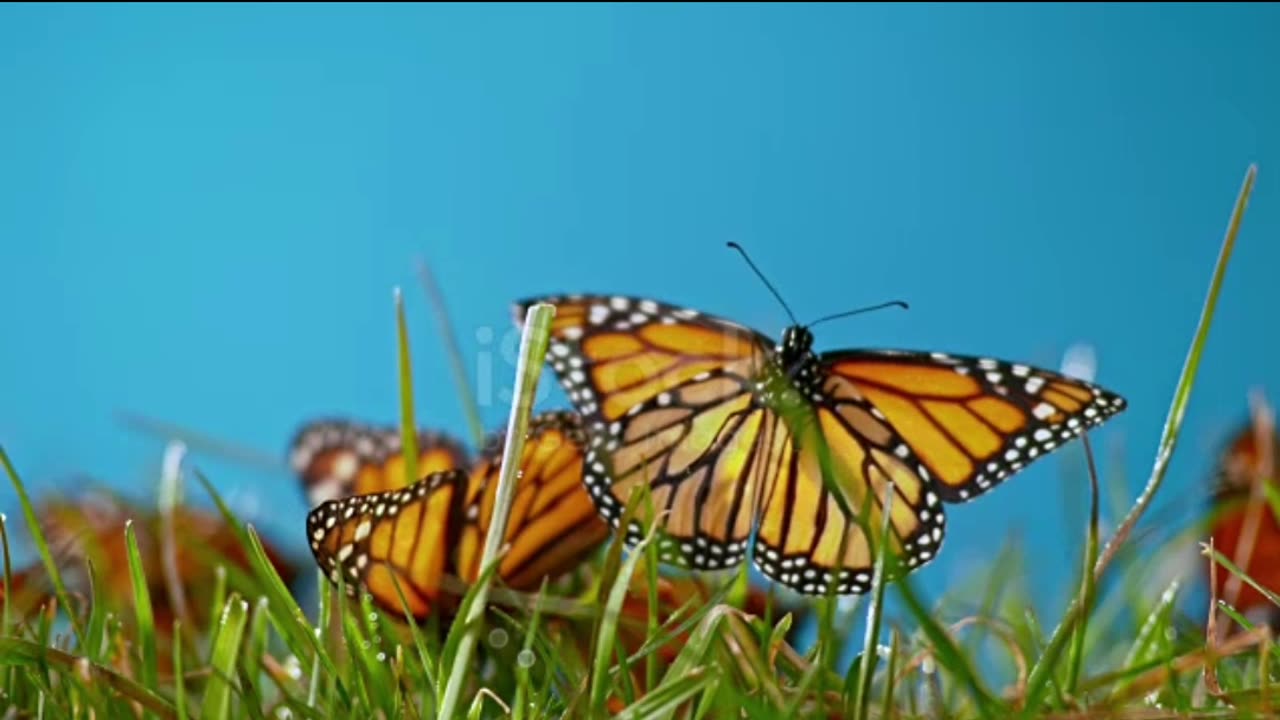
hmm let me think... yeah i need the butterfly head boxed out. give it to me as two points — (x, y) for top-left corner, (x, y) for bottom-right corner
(778, 325), (815, 364)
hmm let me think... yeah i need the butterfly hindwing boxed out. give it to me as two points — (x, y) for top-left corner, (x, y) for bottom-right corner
(306, 469), (467, 619)
(750, 379), (948, 594)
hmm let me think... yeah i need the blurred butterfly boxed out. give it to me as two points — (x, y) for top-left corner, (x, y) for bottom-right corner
(306, 411), (611, 618)
(511, 286), (1128, 596)
(1206, 418), (1280, 629)
(7, 491), (299, 636)
(289, 419), (471, 507)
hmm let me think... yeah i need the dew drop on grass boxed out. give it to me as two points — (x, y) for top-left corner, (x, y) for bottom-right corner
(517, 650), (535, 668)
(489, 628), (509, 648)
(376, 652), (387, 662)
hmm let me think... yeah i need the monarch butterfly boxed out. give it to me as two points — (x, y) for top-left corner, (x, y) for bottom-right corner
(289, 418), (470, 507)
(306, 411), (611, 618)
(1206, 418), (1280, 629)
(511, 289), (1128, 596)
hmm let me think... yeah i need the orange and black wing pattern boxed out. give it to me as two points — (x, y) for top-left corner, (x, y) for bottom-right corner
(819, 350), (1127, 503)
(511, 294), (778, 571)
(289, 419), (470, 506)
(514, 293), (1128, 596)
(307, 469), (465, 618)
(454, 410), (609, 591)
(307, 411), (608, 619)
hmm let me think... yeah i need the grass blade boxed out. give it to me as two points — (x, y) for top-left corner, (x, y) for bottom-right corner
(437, 301), (556, 720)
(125, 520), (159, 698)
(394, 287), (421, 490)
(1065, 435), (1101, 695)
(852, 484), (897, 720)
(0, 637), (176, 718)
(415, 257), (487, 447)
(1023, 163), (1257, 713)
(0, 446), (83, 645)
(614, 668), (717, 720)
(203, 594), (250, 720)
(173, 621), (187, 720)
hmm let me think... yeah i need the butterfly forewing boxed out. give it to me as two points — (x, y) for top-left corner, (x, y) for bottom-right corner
(821, 350), (1127, 503)
(453, 411), (609, 591)
(289, 420), (470, 506)
(513, 295), (780, 569)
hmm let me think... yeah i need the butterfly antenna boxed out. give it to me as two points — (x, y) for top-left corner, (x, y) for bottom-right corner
(726, 242), (799, 326)
(807, 300), (909, 328)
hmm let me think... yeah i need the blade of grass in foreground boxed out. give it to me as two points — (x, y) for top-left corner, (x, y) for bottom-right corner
(197, 471), (348, 704)
(895, 576), (1002, 719)
(173, 621), (188, 720)
(0, 637), (176, 718)
(203, 594), (250, 720)
(1022, 163), (1257, 714)
(1, 513), (11, 636)
(0, 446), (83, 645)
(437, 302), (556, 720)
(125, 521), (160, 698)
(1065, 435), (1101, 695)
(394, 288), (422, 490)
(415, 257), (487, 447)
(851, 484), (897, 720)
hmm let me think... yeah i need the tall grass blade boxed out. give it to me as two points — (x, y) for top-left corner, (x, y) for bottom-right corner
(589, 526), (658, 715)
(125, 520), (159, 699)
(437, 302), (556, 720)
(394, 287), (422, 490)
(1023, 164), (1257, 713)
(1065, 435), (1101, 695)
(415, 257), (487, 447)
(173, 621), (187, 720)
(203, 594), (249, 720)
(0, 447), (83, 645)
(853, 484), (897, 720)
(895, 578), (1002, 719)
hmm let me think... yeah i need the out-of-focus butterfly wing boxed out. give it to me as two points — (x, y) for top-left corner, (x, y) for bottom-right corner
(453, 411), (609, 591)
(820, 350), (1128, 503)
(289, 420), (470, 506)
(1207, 421), (1280, 624)
(306, 470), (466, 619)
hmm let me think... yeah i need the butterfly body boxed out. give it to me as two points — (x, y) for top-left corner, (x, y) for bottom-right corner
(514, 293), (1127, 596)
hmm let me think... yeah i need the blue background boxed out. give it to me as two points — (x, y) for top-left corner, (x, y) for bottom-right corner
(2, 3), (1277, 632)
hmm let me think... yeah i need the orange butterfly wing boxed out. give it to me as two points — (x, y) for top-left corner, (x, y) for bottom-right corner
(307, 412), (610, 619)
(820, 350), (1127, 503)
(513, 294), (780, 571)
(289, 420), (470, 506)
(453, 411), (609, 591)
(307, 470), (464, 618)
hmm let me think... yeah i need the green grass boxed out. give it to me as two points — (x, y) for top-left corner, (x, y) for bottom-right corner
(0, 164), (1272, 719)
